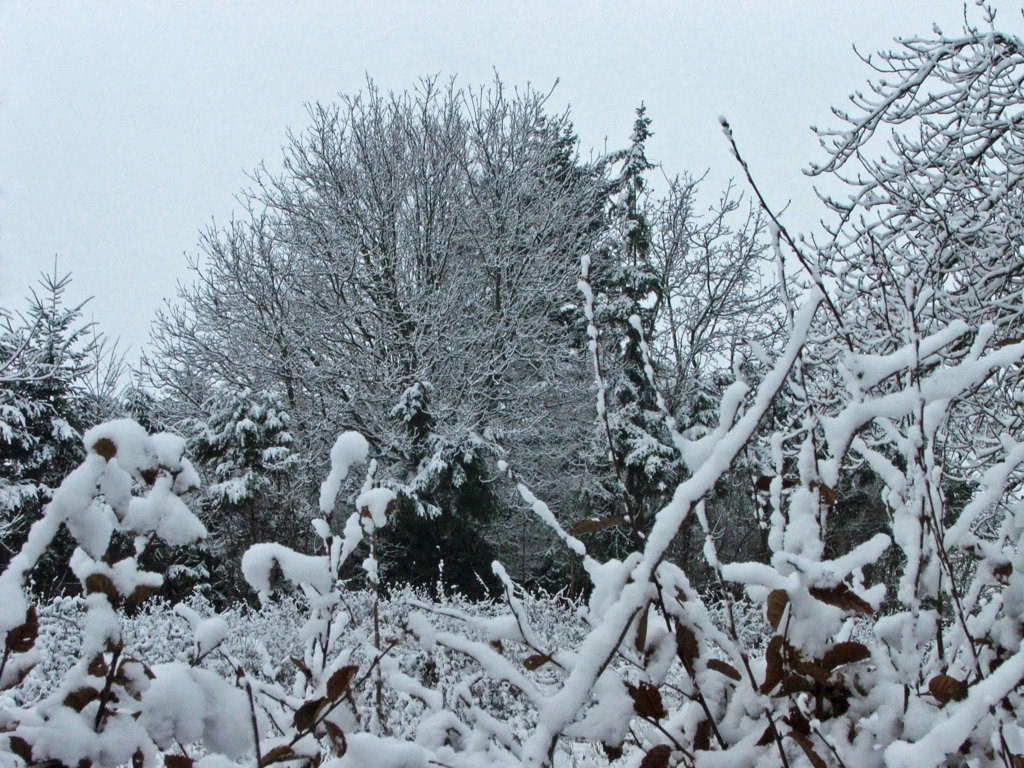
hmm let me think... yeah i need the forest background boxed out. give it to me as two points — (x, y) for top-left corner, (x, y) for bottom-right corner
(3, 4), (1024, 768)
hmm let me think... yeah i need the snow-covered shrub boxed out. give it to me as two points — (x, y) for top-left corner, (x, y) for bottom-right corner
(0, 419), (226, 767)
(1, 422), (573, 767)
(4, 306), (1024, 767)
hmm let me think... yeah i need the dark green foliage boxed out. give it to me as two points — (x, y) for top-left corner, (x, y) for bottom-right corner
(383, 381), (500, 598)
(381, 481), (499, 601)
(189, 388), (302, 600)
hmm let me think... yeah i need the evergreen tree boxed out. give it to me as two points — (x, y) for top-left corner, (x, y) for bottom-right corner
(189, 387), (302, 599)
(583, 107), (681, 549)
(381, 381), (499, 598)
(0, 272), (101, 592)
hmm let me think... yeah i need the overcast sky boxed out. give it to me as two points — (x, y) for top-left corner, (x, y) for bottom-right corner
(0, 1), (1008, 364)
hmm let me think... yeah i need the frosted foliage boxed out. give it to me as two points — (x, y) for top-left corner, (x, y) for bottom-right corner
(356, 487), (396, 530)
(83, 420), (154, 478)
(140, 664), (251, 757)
(241, 543), (331, 600)
(123, 477), (207, 545)
(139, 663), (206, 747)
(149, 433), (187, 470)
(64, 498), (116, 560)
(0, 420), (221, 768)
(195, 617), (228, 658)
(319, 432), (369, 514)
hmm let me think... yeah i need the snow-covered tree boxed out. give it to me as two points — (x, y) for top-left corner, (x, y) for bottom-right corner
(0, 273), (104, 591)
(574, 110), (779, 577)
(145, 77), (609, 591)
(576, 107), (681, 556)
(189, 387), (301, 599)
(379, 381), (499, 597)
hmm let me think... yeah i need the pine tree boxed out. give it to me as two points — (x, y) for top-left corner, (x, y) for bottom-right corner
(0, 272), (100, 591)
(583, 107), (681, 548)
(381, 381), (499, 598)
(189, 387), (302, 600)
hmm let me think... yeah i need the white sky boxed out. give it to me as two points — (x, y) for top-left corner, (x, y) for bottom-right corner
(0, 1), (1008, 363)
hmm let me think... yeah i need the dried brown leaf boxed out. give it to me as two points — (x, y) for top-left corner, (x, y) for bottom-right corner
(524, 653), (553, 671)
(8, 735), (33, 763)
(675, 623), (699, 670)
(822, 641), (870, 670)
(293, 697), (325, 732)
(784, 707), (810, 736)
(291, 655), (312, 681)
(779, 674), (815, 695)
(259, 746), (297, 766)
(324, 721), (347, 756)
(91, 437), (117, 460)
(87, 654), (108, 677)
(326, 665), (358, 701)
(766, 590), (788, 629)
(5, 605), (38, 653)
(63, 686), (99, 712)
(694, 719), (712, 751)
(601, 741), (624, 761)
(808, 584), (872, 615)
(706, 659), (741, 681)
(929, 674), (968, 704)
(569, 515), (626, 535)
(761, 636), (783, 694)
(126, 584), (160, 609)
(994, 561), (1014, 583)
(627, 681), (666, 720)
(84, 573), (120, 604)
(639, 744), (672, 768)
(816, 483), (837, 507)
(791, 654), (830, 685)
(634, 604), (649, 654)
